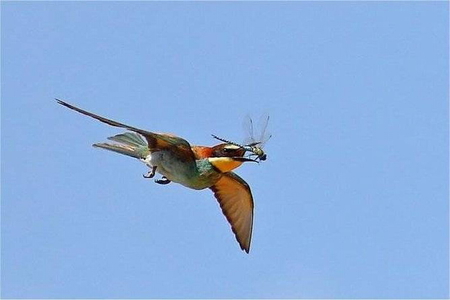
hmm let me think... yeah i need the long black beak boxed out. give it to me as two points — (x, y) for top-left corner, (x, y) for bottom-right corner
(232, 157), (259, 163)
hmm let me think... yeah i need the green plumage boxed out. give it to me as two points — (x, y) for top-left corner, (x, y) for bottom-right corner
(93, 132), (150, 159)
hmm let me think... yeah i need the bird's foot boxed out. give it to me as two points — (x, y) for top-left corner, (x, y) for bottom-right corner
(143, 166), (157, 179)
(155, 176), (171, 185)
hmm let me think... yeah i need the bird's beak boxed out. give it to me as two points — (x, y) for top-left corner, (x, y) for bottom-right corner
(231, 157), (259, 163)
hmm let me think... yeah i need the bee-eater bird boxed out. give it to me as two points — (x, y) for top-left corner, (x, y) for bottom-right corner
(56, 99), (262, 253)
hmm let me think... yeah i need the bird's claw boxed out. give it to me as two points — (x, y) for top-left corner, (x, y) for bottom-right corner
(143, 166), (157, 178)
(143, 172), (154, 179)
(155, 176), (171, 185)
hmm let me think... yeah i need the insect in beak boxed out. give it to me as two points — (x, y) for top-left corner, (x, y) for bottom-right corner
(211, 134), (268, 162)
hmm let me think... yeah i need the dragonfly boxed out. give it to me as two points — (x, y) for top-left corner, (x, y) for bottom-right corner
(212, 115), (272, 162)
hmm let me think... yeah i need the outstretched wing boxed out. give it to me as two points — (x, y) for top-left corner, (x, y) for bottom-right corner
(210, 172), (254, 253)
(56, 99), (195, 162)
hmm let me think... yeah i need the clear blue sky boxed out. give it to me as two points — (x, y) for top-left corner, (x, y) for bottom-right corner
(2, 2), (448, 298)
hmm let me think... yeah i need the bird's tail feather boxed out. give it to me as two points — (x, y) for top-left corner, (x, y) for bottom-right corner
(108, 132), (147, 148)
(93, 132), (150, 159)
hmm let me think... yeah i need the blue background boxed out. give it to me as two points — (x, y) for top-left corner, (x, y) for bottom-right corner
(2, 2), (448, 298)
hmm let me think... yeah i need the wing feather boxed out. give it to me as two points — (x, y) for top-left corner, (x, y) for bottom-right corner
(56, 99), (195, 162)
(210, 172), (254, 253)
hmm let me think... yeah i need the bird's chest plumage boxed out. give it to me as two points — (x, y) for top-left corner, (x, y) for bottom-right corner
(142, 150), (220, 190)
(143, 150), (190, 180)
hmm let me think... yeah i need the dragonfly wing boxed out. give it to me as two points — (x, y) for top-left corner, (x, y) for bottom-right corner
(242, 114), (271, 147)
(242, 114), (255, 146)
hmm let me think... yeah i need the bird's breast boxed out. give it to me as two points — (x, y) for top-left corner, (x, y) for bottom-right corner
(146, 151), (187, 179)
(143, 150), (217, 190)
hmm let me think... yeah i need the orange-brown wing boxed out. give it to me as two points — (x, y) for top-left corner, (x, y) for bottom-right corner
(210, 172), (254, 253)
(56, 99), (195, 162)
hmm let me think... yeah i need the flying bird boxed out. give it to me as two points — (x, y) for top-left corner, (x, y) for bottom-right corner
(56, 99), (267, 253)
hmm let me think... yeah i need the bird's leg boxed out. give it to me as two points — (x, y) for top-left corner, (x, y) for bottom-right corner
(143, 166), (157, 179)
(155, 176), (171, 185)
